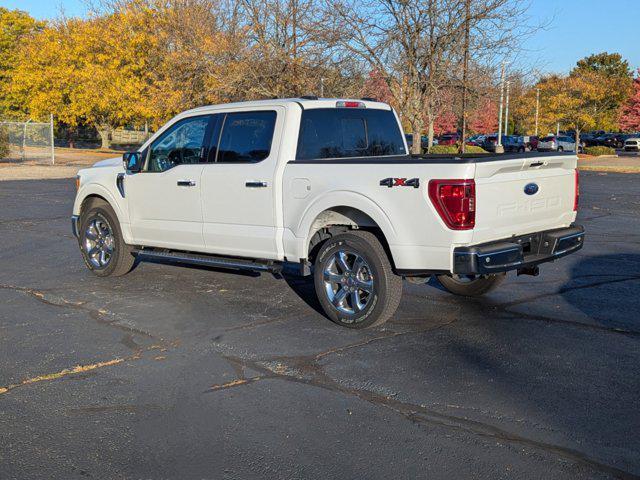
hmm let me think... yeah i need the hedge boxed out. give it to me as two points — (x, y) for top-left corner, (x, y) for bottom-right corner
(428, 144), (488, 154)
(583, 146), (616, 156)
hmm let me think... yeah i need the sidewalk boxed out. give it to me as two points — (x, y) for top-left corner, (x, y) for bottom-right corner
(0, 148), (116, 180)
(578, 154), (640, 173)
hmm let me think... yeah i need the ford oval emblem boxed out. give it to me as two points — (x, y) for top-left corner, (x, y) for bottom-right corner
(524, 183), (539, 195)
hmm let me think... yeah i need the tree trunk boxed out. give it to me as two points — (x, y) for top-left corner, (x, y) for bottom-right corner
(427, 120), (435, 152)
(97, 124), (112, 150)
(411, 118), (424, 155)
(575, 128), (581, 154)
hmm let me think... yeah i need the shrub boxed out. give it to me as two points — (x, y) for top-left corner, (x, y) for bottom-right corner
(0, 126), (9, 159)
(427, 144), (487, 154)
(583, 146), (616, 156)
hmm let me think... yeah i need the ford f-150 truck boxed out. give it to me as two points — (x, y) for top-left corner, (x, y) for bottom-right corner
(72, 98), (584, 328)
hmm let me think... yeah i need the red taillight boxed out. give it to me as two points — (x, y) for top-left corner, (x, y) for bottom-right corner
(428, 179), (476, 230)
(573, 168), (579, 211)
(336, 100), (365, 108)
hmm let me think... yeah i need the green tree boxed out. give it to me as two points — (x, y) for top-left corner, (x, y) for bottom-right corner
(571, 52), (633, 130)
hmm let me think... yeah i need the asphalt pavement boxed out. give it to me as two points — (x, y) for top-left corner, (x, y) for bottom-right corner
(0, 172), (639, 479)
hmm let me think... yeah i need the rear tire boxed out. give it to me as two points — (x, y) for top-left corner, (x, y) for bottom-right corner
(313, 231), (402, 329)
(78, 199), (135, 277)
(437, 273), (506, 297)
(558, 146), (564, 152)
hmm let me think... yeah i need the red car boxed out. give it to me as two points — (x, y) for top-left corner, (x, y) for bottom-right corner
(438, 133), (459, 145)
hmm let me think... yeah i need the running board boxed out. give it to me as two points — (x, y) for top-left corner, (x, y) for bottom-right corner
(133, 249), (282, 274)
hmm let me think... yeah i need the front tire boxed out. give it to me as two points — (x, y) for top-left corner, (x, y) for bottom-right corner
(79, 199), (135, 277)
(436, 273), (505, 297)
(313, 231), (402, 329)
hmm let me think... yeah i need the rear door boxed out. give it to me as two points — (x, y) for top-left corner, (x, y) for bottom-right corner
(472, 155), (577, 244)
(200, 107), (284, 260)
(126, 115), (214, 250)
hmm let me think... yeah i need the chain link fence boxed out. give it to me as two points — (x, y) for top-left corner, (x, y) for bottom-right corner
(0, 116), (55, 165)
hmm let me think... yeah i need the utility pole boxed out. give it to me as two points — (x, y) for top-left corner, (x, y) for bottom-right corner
(534, 88), (540, 136)
(503, 80), (511, 136)
(50, 114), (55, 165)
(459, 0), (471, 155)
(496, 62), (506, 153)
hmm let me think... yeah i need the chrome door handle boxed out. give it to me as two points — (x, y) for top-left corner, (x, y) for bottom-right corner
(177, 180), (196, 187)
(245, 181), (268, 188)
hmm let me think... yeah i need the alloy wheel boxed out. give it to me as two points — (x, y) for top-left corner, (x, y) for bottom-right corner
(323, 250), (374, 318)
(83, 216), (115, 268)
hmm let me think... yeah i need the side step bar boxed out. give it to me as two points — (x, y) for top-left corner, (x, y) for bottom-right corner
(133, 249), (282, 274)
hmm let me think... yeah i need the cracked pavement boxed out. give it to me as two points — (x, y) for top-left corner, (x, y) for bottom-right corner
(0, 172), (639, 479)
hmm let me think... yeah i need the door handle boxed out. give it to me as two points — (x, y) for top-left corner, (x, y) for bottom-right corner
(177, 180), (196, 187)
(245, 181), (268, 188)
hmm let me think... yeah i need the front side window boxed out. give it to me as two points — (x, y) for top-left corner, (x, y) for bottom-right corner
(217, 111), (277, 163)
(147, 116), (210, 172)
(296, 108), (407, 160)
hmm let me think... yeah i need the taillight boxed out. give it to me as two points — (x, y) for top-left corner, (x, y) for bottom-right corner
(428, 179), (476, 230)
(336, 101), (365, 108)
(573, 168), (579, 211)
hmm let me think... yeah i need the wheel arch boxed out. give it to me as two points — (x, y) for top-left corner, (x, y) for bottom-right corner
(74, 183), (132, 243)
(295, 193), (398, 265)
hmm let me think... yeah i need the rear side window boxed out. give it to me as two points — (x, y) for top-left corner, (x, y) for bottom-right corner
(217, 111), (276, 163)
(296, 108), (406, 160)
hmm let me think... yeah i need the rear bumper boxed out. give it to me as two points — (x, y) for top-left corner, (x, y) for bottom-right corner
(71, 215), (80, 238)
(453, 225), (584, 275)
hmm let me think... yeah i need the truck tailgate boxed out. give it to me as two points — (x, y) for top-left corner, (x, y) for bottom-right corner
(472, 155), (577, 244)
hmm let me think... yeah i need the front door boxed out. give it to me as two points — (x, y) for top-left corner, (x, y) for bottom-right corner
(200, 107), (284, 260)
(126, 115), (214, 251)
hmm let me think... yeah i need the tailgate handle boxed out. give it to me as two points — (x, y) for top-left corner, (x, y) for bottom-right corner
(529, 161), (544, 167)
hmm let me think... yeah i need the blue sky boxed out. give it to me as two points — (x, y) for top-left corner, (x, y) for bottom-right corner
(2, 0), (638, 74)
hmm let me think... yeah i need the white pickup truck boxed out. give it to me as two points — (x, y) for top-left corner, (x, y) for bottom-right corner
(72, 98), (584, 328)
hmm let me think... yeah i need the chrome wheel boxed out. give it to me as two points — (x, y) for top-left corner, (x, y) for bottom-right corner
(323, 250), (374, 317)
(83, 216), (115, 268)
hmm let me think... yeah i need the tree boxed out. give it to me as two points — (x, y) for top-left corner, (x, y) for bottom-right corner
(573, 52), (632, 79)
(619, 70), (640, 132)
(0, 8), (44, 118)
(571, 52), (633, 131)
(12, 12), (155, 148)
(537, 71), (611, 151)
(469, 97), (498, 134)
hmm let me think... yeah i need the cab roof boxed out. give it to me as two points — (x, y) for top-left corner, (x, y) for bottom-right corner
(183, 97), (392, 115)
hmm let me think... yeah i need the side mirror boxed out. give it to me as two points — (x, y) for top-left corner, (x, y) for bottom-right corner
(123, 151), (143, 173)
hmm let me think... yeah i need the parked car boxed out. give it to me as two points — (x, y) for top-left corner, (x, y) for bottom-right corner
(597, 133), (627, 149)
(72, 97), (584, 329)
(537, 135), (583, 153)
(523, 135), (538, 151)
(624, 137), (640, 151)
(504, 135), (539, 153)
(438, 133), (459, 145)
(405, 134), (437, 151)
(580, 133), (600, 147)
(480, 135), (508, 152)
(466, 134), (486, 146)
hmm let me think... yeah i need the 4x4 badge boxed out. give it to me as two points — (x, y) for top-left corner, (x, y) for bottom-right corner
(380, 177), (420, 188)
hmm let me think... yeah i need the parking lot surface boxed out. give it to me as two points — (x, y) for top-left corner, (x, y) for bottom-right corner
(1, 172), (639, 479)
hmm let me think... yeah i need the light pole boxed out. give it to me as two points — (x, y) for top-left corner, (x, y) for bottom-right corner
(496, 62), (507, 153)
(534, 88), (540, 136)
(503, 80), (511, 136)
